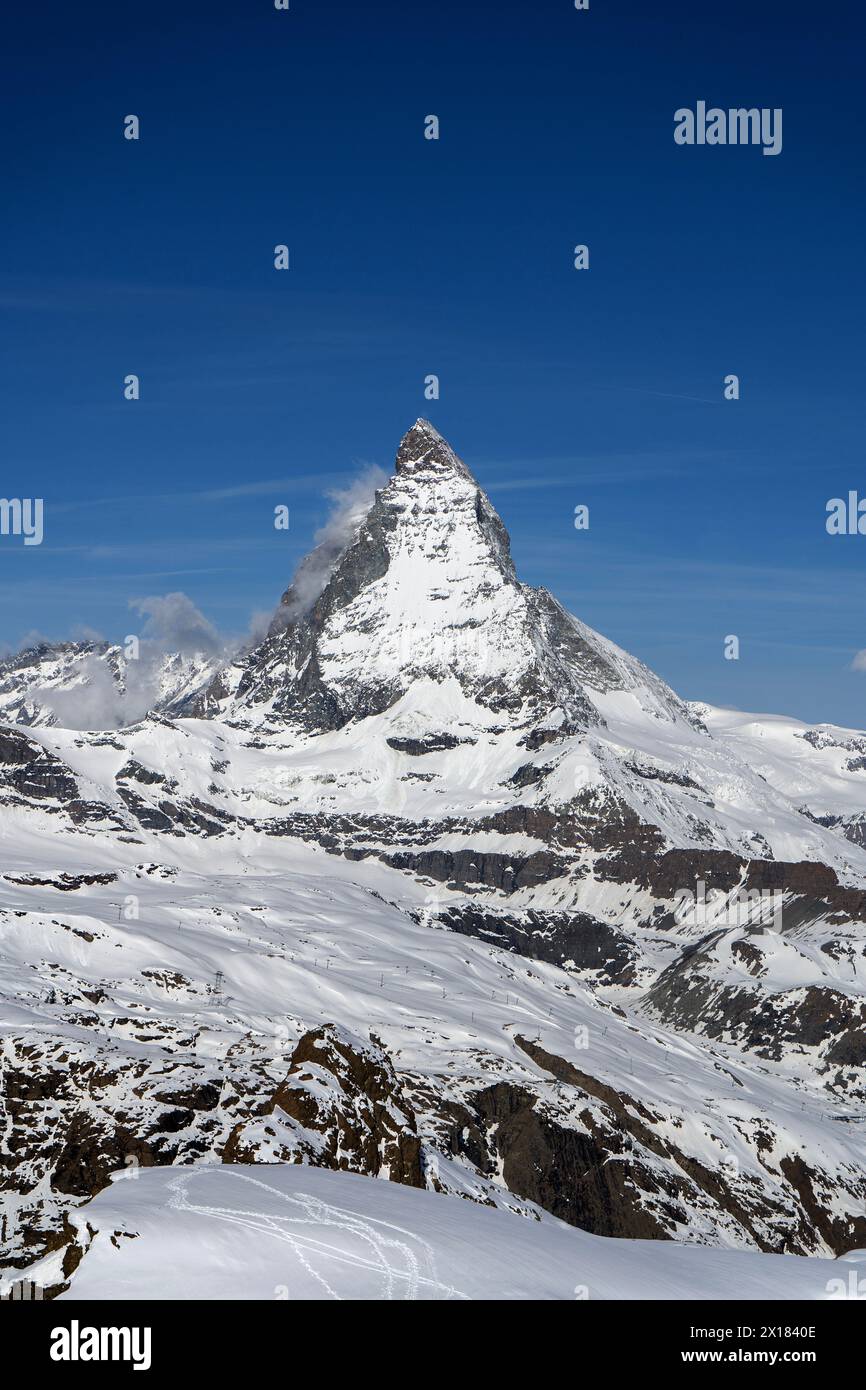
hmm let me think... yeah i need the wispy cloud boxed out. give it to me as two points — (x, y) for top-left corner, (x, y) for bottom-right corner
(48, 473), (348, 515)
(479, 448), (744, 492)
(271, 466), (388, 629)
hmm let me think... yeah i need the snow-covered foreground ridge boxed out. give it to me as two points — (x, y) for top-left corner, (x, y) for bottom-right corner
(45, 1165), (862, 1302)
(2, 420), (866, 1299)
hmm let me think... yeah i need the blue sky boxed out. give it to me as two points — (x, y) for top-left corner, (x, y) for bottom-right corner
(1, 0), (864, 724)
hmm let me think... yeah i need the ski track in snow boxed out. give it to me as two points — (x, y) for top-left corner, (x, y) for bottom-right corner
(166, 1168), (469, 1301)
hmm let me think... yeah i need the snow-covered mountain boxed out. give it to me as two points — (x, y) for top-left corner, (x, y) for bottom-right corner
(2, 420), (866, 1300)
(214, 420), (693, 735)
(0, 639), (221, 730)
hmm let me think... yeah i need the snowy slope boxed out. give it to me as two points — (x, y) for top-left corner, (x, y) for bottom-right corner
(693, 702), (866, 846)
(3, 839), (866, 1286)
(42, 1165), (857, 1302)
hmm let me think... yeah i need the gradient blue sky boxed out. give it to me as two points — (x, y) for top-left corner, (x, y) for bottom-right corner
(1, 0), (864, 724)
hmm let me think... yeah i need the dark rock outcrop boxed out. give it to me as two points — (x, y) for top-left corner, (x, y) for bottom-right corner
(223, 1024), (424, 1187)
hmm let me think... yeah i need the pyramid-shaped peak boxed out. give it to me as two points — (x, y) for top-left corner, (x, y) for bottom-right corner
(222, 418), (696, 736)
(395, 419), (477, 484)
(407, 417), (443, 442)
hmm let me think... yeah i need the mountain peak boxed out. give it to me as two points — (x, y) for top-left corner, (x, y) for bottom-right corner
(395, 418), (476, 485)
(407, 416), (442, 441)
(217, 422), (694, 736)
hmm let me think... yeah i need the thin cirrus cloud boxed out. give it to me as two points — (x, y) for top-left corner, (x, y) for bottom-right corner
(480, 448), (743, 492)
(47, 471), (349, 515)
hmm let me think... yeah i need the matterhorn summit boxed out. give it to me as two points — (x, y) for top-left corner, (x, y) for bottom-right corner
(220, 419), (690, 736)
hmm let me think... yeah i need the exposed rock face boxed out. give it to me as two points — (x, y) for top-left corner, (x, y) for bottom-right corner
(0, 1033), (256, 1272)
(224, 1025), (423, 1186)
(0, 728), (80, 803)
(0, 727), (120, 827)
(439, 906), (639, 984)
(430, 1036), (866, 1255)
(644, 936), (866, 1092)
(386, 734), (473, 754)
(504, 1038), (866, 1254)
(1, 1017), (426, 1278)
(808, 810), (866, 849)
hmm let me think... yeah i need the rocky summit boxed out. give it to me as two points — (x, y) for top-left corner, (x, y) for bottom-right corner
(3, 421), (866, 1297)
